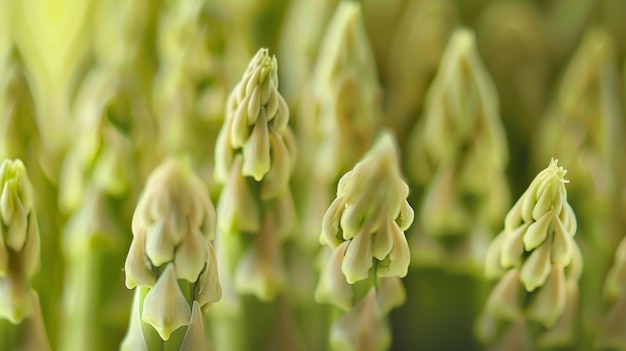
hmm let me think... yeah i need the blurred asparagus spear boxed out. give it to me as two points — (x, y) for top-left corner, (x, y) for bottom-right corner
(475, 0), (549, 125)
(0, 0), (10, 75)
(57, 68), (135, 351)
(598, 236), (626, 349)
(93, 0), (161, 186)
(0, 1), (42, 206)
(384, 0), (459, 146)
(153, 0), (228, 176)
(12, 0), (93, 179)
(278, 0), (337, 106)
(360, 0), (405, 83)
(543, 0), (595, 65)
(214, 0), (269, 87)
(475, 1), (550, 193)
(406, 28), (510, 273)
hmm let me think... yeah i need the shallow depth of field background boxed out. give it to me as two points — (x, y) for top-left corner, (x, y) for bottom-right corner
(1, 0), (626, 350)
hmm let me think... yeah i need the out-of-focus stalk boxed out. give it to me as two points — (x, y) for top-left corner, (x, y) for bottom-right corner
(384, 0), (459, 146)
(397, 26), (502, 350)
(57, 69), (135, 351)
(598, 0), (626, 59)
(93, 0), (149, 69)
(316, 131), (413, 351)
(57, 6), (158, 346)
(406, 29), (510, 273)
(535, 29), (624, 195)
(121, 158), (221, 350)
(360, 0), (405, 83)
(0, 159), (50, 351)
(12, 0), (92, 179)
(60, 188), (123, 351)
(543, 0), (595, 65)
(212, 47), (298, 351)
(153, 0), (228, 181)
(0, 4), (39, 166)
(94, 0), (160, 185)
(476, 0), (549, 127)
(59, 71), (132, 215)
(278, 0), (337, 106)
(479, 159), (582, 349)
(598, 236), (626, 349)
(0, 0), (10, 76)
(475, 1), (550, 194)
(534, 29), (626, 344)
(214, 0), (267, 87)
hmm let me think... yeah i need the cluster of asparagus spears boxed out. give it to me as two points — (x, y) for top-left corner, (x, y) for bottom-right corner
(1, 0), (626, 350)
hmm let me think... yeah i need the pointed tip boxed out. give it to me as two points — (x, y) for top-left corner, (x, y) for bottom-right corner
(370, 129), (400, 164)
(451, 28), (476, 52)
(545, 157), (569, 183)
(337, 0), (361, 19)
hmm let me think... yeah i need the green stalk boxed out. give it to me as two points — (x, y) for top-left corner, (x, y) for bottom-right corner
(211, 199), (283, 351)
(210, 309), (247, 351)
(21, 293), (51, 351)
(0, 318), (19, 350)
(136, 287), (163, 351)
(394, 267), (484, 350)
(60, 244), (99, 351)
(288, 244), (330, 351)
(353, 262), (378, 305)
(59, 188), (121, 351)
(0, 293), (50, 351)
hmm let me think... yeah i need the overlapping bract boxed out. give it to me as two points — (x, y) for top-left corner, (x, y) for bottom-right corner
(214, 48), (296, 303)
(484, 159), (582, 330)
(123, 159), (220, 343)
(320, 132), (413, 284)
(0, 159), (40, 324)
(316, 131), (412, 351)
(215, 48), (294, 186)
